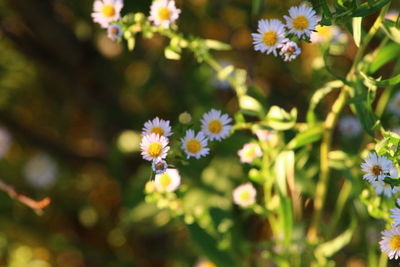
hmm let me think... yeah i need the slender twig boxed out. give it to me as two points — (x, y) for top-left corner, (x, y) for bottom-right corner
(0, 179), (51, 213)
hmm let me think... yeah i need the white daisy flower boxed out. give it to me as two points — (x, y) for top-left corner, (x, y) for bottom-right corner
(252, 19), (287, 56)
(371, 179), (400, 197)
(279, 41), (301, 62)
(181, 129), (209, 159)
(107, 24), (123, 41)
(361, 152), (394, 183)
(142, 117), (172, 138)
(200, 109), (232, 141)
(152, 159), (168, 174)
(92, 0), (124, 28)
(388, 91), (400, 116)
(154, 168), (181, 192)
(310, 24), (347, 44)
(391, 207), (400, 226)
(0, 127), (11, 159)
(237, 143), (263, 163)
(284, 3), (318, 39)
(338, 115), (362, 138)
(233, 183), (257, 207)
(24, 153), (58, 189)
(380, 226), (400, 259)
(140, 133), (170, 161)
(149, 0), (181, 29)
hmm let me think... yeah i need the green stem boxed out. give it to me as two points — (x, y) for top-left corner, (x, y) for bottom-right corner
(307, 4), (389, 242)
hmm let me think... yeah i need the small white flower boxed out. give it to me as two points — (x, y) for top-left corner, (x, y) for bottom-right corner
(92, 0), (124, 28)
(200, 109), (232, 141)
(154, 168), (181, 192)
(140, 133), (170, 161)
(181, 129), (209, 159)
(338, 115), (362, 138)
(380, 226), (400, 259)
(391, 207), (400, 226)
(361, 152), (394, 183)
(371, 179), (400, 197)
(237, 143), (262, 163)
(0, 127), (11, 159)
(107, 24), (123, 41)
(251, 19), (287, 56)
(24, 153), (58, 189)
(255, 129), (278, 145)
(149, 0), (181, 29)
(142, 117), (172, 138)
(233, 183), (257, 207)
(310, 24), (347, 44)
(385, 10), (399, 22)
(279, 41), (301, 62)
(284, 3), (318, 39)
(388, 91), (400, 116)
(152, 159), (168, 174)
(178, 112), (192, 124)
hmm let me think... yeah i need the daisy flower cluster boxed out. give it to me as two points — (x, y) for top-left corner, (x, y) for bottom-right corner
(139, 109), (232, 191)
(252, 2), (318, 61)
(361, 152), (400, 197)
(92, 0), (181, 41)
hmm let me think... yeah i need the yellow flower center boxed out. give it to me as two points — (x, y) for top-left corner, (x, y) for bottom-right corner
(186, 139), (201, 154)
(262, 31), (278, 46)
(239, 190), (251, 202)
(315, 25), (332, 40)
(159, 174), (172, 188)
(102, 5), (116, 18)
(244, 147), (256, 159)
(292, 16), (309, 30)
(158, 7), (171, 20)
(371, 165), (382, 177)
(390, 235), (400, 250)
(208, 120), (223, 134)
(148, 142), (162, 158)
(151, 127), (165, 136)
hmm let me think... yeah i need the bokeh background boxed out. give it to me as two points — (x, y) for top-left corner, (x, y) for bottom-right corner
(0, 0), (400, 266)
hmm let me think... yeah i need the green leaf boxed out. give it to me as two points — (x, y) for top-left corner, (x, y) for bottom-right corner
(204, 40), (231, 51)
(369, 42), (400, 73)
(381, 20), (400, 44)
(307, 80), (343, 123)
(239, 95), (265, 118)
(352, 17), (362, 47)
(315, 221), (354, 258)
(264, 106), (297, 131)
(361, 71), (400, 87)
(164, 46), (181, 60)
(287, 124), (324, 149)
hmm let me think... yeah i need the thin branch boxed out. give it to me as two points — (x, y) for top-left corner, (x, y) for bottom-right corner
(0, 179), (51, 214)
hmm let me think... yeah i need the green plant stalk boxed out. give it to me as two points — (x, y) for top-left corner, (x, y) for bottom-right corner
(375, 59), (400, 117)
(307, 4), (389, 242)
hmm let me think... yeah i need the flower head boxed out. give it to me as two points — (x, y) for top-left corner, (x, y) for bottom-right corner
(310, 24), (346, 44)
(181, 129), (209, 159)
(155, 168), (181, 192)
(107, 24), (123, 41)
(279, 41), (301, 62)
(251, 19), (287, 56)
(237, 143), (263, 163)
(388, 91), (400, 116)
(371, 179), (400, 197)
(200, 109), (232, 141)
(179, 111), (192, 124)
(361, 152), (394, 183)
(380, 226), (400, 259)
(233, 183), (257, 207)
(284, 3), (318, 39)
(142, 117), (172, 138)
(140, 133), (170, 161)
(92, 0), (124, 28)
(152, 159), (168, 174)
(149, 0), (181, 29)
(339, 115), (362, 138)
